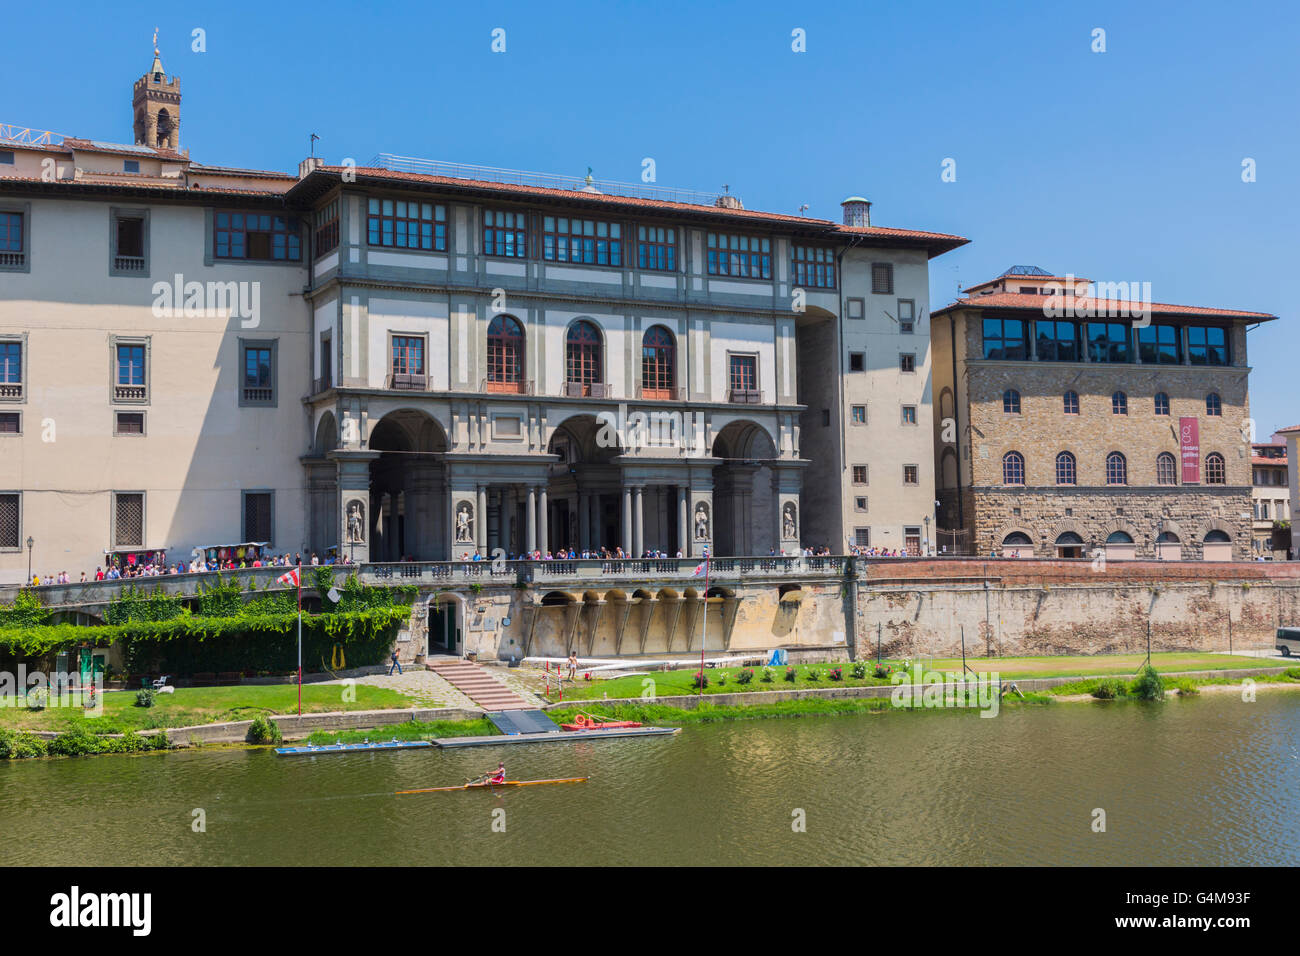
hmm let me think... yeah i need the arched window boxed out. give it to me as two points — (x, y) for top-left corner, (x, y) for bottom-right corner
(641, 325), (676, 399)
(1106, 451), (1127, 485)
(565, 320), (603, 395)
(1002, 451), (1025, 485)
(1112, 391), (1128, 415)
(1205, 452), (1226, 484)
(486, 315), (525, 392)
(1055, 451), (1076, 485)
(1106, 531), (1134, 544)
(1063, 390), (1079, 414)
(1003, 389), (1021, 413)
(1205, 529), (1231, 542)
(1154, 392), (1170, 415)
(1206, 392), (1222, 416)
(1156, 452), (1177, 485)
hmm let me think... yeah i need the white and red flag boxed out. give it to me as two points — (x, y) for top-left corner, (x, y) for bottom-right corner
(277, 567), (300, 588)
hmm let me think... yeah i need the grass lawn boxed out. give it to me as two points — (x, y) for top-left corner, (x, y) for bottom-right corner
(0, 683), (416, 734)
(527, 651), (1289, 701)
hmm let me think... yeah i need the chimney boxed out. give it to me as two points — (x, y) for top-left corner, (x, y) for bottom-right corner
(298, 156), (324, 179)
(841, 196), (872, 227)
(715, 194), (744, 210)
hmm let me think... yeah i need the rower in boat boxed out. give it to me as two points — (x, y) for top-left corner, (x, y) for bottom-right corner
(486, 761), (506, 785)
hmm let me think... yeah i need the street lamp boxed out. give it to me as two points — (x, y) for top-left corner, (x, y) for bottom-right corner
(923, 515), (931, 556)
(26, 536), (34, 584)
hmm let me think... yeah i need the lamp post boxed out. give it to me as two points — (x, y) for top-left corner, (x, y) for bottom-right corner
(26, 536), (34, 584)
(923, 515), (931, 556)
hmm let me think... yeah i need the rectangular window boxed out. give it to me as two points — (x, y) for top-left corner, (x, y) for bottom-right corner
(391, 335), (426, 389)
(899, 353), (916, 373)
(483, 209), (528, 258)
(543, 216), (622, 266)
(315, 199), (340, 255)
(123, 160), (140, 173)
(848, 351), (865, 372)
(897, 299), (915, 334)
(1035, 320), (1081, 361)
(0, 412), (19, 433)
(901, 405), (917, 425)
(637, 226), (677, 272)
(0, 340), (22, 400)
(0, 210), (26, 269)
(791, 245), (836, 288)
(852, 465), (868, 485)
(1087, 322), (1133, 363)
(854, 497), (868, 512)
(0, 493), (18, 549)
(1137, 324), (1181, 364)
(0, 151), (14, 165)
(114, 492), (144, 548)
(983, 317), (1028, 360)
(367, 198), (446, 251)
(214, 211), (302, 261)
(850, 405), (867, 425)
(871, 262), (893, 294)
(114, 341), (148, 402)
(728, 354), (758, 401)
(1187, 325), (1229, 366)
(707, 232), (771, 279)
(821, 409), (830, 427)
(241, 340), (276, 405)
(903, 464), (919, 485)
(846, 297), (865, 320)
(243, 491), (273, 544)
(114, 412), (144, 435)
(853, 527), (871, 547)
(111, 209), (148, 275)
(318, 333), (332, 391)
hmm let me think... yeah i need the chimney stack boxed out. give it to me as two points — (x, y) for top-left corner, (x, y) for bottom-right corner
(841, 196), (872, 227)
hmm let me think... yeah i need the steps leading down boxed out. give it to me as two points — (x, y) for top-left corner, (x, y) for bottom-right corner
(426, 659), (532, 711)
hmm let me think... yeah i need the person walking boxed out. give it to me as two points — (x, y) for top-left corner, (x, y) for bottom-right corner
(389, 650), (403, 676)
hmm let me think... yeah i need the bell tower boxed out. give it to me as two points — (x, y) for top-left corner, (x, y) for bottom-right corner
(132, 29), (180, 149)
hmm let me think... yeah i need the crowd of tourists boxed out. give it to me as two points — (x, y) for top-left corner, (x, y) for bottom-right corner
(28, 551), (353, 587)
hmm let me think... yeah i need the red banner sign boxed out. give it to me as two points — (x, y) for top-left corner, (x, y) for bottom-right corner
(1180, 417), (1200, 483)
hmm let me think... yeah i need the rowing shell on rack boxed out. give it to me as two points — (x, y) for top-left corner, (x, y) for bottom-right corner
(395, 776), (589, 794)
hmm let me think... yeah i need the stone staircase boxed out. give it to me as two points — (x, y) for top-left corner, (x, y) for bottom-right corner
(426, 659), (532, 711)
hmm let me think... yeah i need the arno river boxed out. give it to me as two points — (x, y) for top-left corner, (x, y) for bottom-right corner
(3, 694), (1297, 866)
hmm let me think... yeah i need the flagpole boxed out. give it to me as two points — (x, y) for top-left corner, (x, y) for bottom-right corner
(296, 561), (302, 717)
(699, 552), (709, 695)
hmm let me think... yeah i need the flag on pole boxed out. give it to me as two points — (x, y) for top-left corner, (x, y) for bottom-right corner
(277, 567), (300, 588)
(692, 560), (708, 577)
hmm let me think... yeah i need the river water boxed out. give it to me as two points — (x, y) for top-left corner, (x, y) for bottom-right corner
(3, 694), (1297, 866)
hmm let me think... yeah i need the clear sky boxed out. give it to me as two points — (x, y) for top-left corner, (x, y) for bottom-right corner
(4, 0), (1296, 435)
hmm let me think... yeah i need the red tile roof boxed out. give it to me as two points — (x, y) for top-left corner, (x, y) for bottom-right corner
(934, 292), (1276, 321)
(1251, 455), (1288, 466)
(0, 175), (290, 197)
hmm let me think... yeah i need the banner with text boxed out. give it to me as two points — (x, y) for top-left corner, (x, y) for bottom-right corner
(1180, 416), (1200, 483)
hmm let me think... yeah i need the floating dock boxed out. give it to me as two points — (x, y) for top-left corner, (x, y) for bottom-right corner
(434, 726), (679, 748)
(275, 740), (434, 756)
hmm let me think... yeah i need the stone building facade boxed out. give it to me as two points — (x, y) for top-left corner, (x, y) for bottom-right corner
(931, 266), (1274, 561)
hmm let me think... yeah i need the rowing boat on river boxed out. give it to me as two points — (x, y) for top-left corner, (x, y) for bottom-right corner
(395, 776), (588, 795)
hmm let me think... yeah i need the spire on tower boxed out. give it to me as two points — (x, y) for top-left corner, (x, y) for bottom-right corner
(150, 27), (164, 76)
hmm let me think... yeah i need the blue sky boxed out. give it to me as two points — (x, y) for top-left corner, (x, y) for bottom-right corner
(5, 0), (1296, 434)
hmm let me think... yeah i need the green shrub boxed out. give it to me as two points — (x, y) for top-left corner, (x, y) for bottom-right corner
(806, 668), (821, 682)
(850, 661), (868, 679)
(48, 727), (101, 757)
(0, 589), (51, 629)
(759, 667), (774, 683)
(828, 667), (844, 682)
(1130, 664), (1165, 702)
(246, 715), (283, 745)
(135, 688), (156, 708)
(692, 670), (709, 690)
(1091, 678), (1126, 700)
(873, 663), (892, 679)
(735, 668), (754, 685)
(1171, 678), (1199, 697)
(0, 729), (49, 759)
(783, 667), (797, 682)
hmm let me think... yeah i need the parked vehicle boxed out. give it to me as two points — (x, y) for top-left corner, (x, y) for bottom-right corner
(1276, 628), (1300, 657)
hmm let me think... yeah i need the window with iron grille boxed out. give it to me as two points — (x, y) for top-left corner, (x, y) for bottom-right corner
(0, 412), (18, 433)
(1063, 390), (1079, 414)
(1056, 451), (1076, 485)
(791, 245), (836, 288)
(114, 412), (144, 435)
(367, 198), (445, 251)
(315, 199), (340, 255)
(706, 233), (770, 279)
(543, 216), (622, 266)
(1106, 452), (1128, 485)
(853, 527), (871, 547)
(243, 492), (273, 544)
(637, 226), (676, 271)
(1205, 453), (1226, 485)
(0, 493), (18, 549)
(214, 211), (302, 261)
(871, 262), (893, 294)
(1157, 452), (1178, 485)
(641, 326), (675, 398)
(566, 321), (603, 388)
(899, 353), (916, 373)
(852, 465), (868, 484)
(487, 315), (525, 391)
(241, 341), (276, 405)
(903, 464), (919, 485)
(483, 209), (528, 258)
(728, 354), (757, 393)
(1003, 452), (1025, 485)
(114, 493), (144, 548)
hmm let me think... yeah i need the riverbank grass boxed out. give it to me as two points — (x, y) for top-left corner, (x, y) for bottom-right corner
(0, 683), (416, 734)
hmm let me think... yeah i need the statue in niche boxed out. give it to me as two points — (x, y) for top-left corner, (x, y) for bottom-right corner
(455, 502), (474, 542)
(694, 503), (710, 540)
(346, 500), (365, 543)
(783, 503), (797, 540)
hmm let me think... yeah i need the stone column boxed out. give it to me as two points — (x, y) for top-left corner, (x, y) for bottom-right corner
(538, 486), (549, 554)
(677, 486), (688, 556)
(590, 494), (601, 552)
(526, 486), (537, 554)
(476, 485), (488, 553)
(622, 486), (633, 554)
(633, 486), (644, 556)
(332, 450), (379, 564)
(501, 488), (513, 557)
(579, 492), (591, 553)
